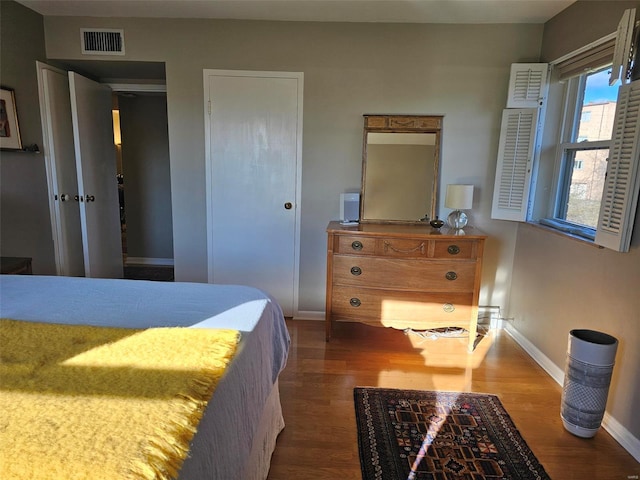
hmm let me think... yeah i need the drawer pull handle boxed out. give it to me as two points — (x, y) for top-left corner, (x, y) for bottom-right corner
(445, 271), (458, 281)
(350, 298), (361, 307)
(447, 245), (460, 255)
(383, 241), (425, 254)
(442, 303), (455, 313)
(351, 241), (363, 251)
(350, 266), (362, 276)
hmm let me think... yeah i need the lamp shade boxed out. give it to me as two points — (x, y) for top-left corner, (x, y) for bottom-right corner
(445, 184), (474, 210)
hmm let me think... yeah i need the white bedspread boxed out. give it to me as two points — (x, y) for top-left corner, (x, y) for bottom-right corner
(0, 275), (290, 480)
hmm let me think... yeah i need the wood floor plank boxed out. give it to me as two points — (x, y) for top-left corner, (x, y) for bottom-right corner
(267, 320), (639, 479)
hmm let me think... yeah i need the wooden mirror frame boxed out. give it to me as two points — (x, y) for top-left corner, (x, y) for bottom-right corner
(360, 114), (443, 224)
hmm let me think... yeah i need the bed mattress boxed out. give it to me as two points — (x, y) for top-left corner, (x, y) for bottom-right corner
(0, 275), (290, 480)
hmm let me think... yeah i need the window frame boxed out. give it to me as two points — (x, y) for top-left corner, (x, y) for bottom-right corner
(545, 68), (615, 240)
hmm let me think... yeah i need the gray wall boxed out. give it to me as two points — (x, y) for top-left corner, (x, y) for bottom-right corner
(43, 16), (543, 313)
(541, 1), (640, 63)
(0, 1), (56, 274)
(509, 1), (640, 442)
(119, 94), (173, 261)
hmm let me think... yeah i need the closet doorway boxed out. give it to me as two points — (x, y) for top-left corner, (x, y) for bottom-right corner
(114, 89), (173, 280)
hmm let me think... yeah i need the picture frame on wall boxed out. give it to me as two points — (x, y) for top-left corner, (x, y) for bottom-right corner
(0, 87), (22, 150)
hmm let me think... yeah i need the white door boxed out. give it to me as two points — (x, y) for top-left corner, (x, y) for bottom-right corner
(204, 70), (303, 316)
(69, 72), (123, 278)
(36, 63), (85, 276)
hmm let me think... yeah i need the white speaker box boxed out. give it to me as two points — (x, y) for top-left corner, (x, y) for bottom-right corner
(340, 193), (360, 224)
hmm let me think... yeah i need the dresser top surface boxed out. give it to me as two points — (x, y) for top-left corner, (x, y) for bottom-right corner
(326, 221), (486, 239)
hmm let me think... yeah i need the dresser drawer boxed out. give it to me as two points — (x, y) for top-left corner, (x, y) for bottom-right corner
(335, 235), (377, 255)
(331, 287), (473, 327)
(432, 240), (477, 259)
(332, 255), (476, 292)
(380, 237), (428, 258)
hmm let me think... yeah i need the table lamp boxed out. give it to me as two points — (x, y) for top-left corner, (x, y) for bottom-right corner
(445, 184), (474, 229)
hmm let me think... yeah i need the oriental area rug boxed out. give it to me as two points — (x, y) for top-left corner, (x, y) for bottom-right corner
(354, 388), (551, 480)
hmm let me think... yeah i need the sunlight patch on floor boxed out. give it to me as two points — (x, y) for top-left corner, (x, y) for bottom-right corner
(404, 326), (495, 368)
(376, 328), (496, 392)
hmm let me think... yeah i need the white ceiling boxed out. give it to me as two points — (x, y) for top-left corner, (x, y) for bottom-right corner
(18, 0), (576, 24)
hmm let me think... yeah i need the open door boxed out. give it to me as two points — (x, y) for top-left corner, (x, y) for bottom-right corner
(36, 62), (85, 276)
(69, 72), (123, 278)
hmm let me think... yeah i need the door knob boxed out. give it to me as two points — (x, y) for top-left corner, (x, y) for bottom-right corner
(74, 195), (81, 202)
(60, 193), (70, 202)
(86, 195), (95, 202)
(284, 202), (292, 210)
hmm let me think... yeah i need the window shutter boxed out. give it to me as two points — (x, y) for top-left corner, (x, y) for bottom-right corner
(506, 63), (549, 108)
(609, 8), (636, 86)
(491, 108), (539, 222)
(595, 79), (640, 252)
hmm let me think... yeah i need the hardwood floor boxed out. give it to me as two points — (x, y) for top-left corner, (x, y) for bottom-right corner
(267, 320), (639, 479)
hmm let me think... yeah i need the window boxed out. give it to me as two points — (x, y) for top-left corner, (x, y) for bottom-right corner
(492, 11), (640, 252)
(554, 68), (619, 234)
(492, 63), (640, 252)
(543, 70), (640, 252)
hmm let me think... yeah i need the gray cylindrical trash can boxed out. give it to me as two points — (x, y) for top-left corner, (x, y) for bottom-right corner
(561, 329), (618, 438)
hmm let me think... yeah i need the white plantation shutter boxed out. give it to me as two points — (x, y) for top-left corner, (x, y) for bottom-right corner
(492, 63), (548, 222)
(595, 80), (640, 252)
(609, 8), (636, 86)
(491, 108), (539, 221)
(506, 64), (549, 108)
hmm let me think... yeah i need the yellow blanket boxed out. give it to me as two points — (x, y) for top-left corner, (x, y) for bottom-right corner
(0, 319), (240, 480)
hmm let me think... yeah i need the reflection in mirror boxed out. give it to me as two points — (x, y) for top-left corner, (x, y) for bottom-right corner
(360, 115), (442, 224)
(364, 133), (436, 221)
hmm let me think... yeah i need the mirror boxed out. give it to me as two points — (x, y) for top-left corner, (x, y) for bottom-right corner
(360, 114), (442, 224)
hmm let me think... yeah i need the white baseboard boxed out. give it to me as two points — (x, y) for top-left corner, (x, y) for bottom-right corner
(125, 257), (174, 266)
(505, 323), (640, 463)
(293, 310), (324, 321)
(602, 411), (640, 463)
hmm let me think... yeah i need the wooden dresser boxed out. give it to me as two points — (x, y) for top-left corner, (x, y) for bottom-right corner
(325, 222), (485, 352)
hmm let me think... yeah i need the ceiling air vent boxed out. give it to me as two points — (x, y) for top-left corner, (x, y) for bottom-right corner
(81, 29), (125, 55)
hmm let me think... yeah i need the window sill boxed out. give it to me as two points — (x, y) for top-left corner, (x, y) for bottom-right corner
(524, 221), (604, 248)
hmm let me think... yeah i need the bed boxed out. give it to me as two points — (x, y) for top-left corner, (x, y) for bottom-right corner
(0, 275), (290, 480)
